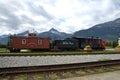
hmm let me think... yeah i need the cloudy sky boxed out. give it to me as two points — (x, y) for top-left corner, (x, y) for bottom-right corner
(0, 0), (120, 35)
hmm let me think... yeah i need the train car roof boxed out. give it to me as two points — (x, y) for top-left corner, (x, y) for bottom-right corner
(9, 35), (50, 39)
(72, 36), (101, 40)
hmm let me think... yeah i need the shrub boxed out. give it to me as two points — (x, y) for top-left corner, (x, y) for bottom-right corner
(84, 45), (92, 52)
(116, 45), (120, 48)
(85, 45), (91, 48)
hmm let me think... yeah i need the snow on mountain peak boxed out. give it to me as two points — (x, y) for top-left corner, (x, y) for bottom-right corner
(49, 28), (61, 34)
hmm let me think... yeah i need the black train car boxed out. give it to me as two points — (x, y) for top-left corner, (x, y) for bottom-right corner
(52, 38), (79, 51)
(73, 37), (105, 49)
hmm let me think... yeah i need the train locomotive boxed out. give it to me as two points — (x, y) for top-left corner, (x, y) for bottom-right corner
(8, 33), (106, 52)
(51, 38), (79, 51)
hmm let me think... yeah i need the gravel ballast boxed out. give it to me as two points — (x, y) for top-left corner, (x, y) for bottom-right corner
(0, 54), (120, 68)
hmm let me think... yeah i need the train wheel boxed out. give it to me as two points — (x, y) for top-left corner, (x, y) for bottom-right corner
(10, 49), (20, 52)
(10, 49), (14, 52)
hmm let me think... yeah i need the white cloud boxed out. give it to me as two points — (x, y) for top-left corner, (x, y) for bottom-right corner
(0, 0), (120, 35)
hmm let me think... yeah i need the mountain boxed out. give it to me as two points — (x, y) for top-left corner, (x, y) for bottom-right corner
(0, 35), (9, 44)
(0, 31), (29, 44)
(73, 18), (120, 41)
(0, 28), (71, 44)
(1, 18), (120, 44)
(17, 31), (29, 36)
(38, 28), (72, 40)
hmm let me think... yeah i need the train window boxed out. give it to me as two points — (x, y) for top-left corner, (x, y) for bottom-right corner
(62, 41), (74, 45)
(22, 39), (26, 44)
(38, 40), (42, 45)
(69, 42), (74, 45)
(63, 42), (67, 44)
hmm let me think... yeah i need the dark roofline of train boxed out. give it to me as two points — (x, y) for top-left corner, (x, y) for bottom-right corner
(72, 36), (101, 40)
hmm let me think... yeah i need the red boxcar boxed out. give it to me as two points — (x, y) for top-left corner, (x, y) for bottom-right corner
(101, 40), (106, 49)
(8, 33), (50, 52)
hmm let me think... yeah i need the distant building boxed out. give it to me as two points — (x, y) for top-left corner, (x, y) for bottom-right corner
(118, 38), (120, 46)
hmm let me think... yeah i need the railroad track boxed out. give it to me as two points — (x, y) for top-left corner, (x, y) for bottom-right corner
(1, 60), (120, 75)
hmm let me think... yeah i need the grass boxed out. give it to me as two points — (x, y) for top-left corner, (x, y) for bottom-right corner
(50, 74), (59, 80)
(64, 72), (74, 78)
(0, 75), (9, 80)
(76, 70), (87, 76)
(15, 75), (27, 80)
(85, 69), (96, 74)
(0, 48), (119, 55)
(0, 48), (9, 53)
(32, 74), (45, 80)
(112, 66), (120, 70)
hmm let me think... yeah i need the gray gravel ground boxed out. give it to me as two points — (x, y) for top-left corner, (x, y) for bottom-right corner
(0, 54), (120, 68)
(61, 70), (120, 80)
